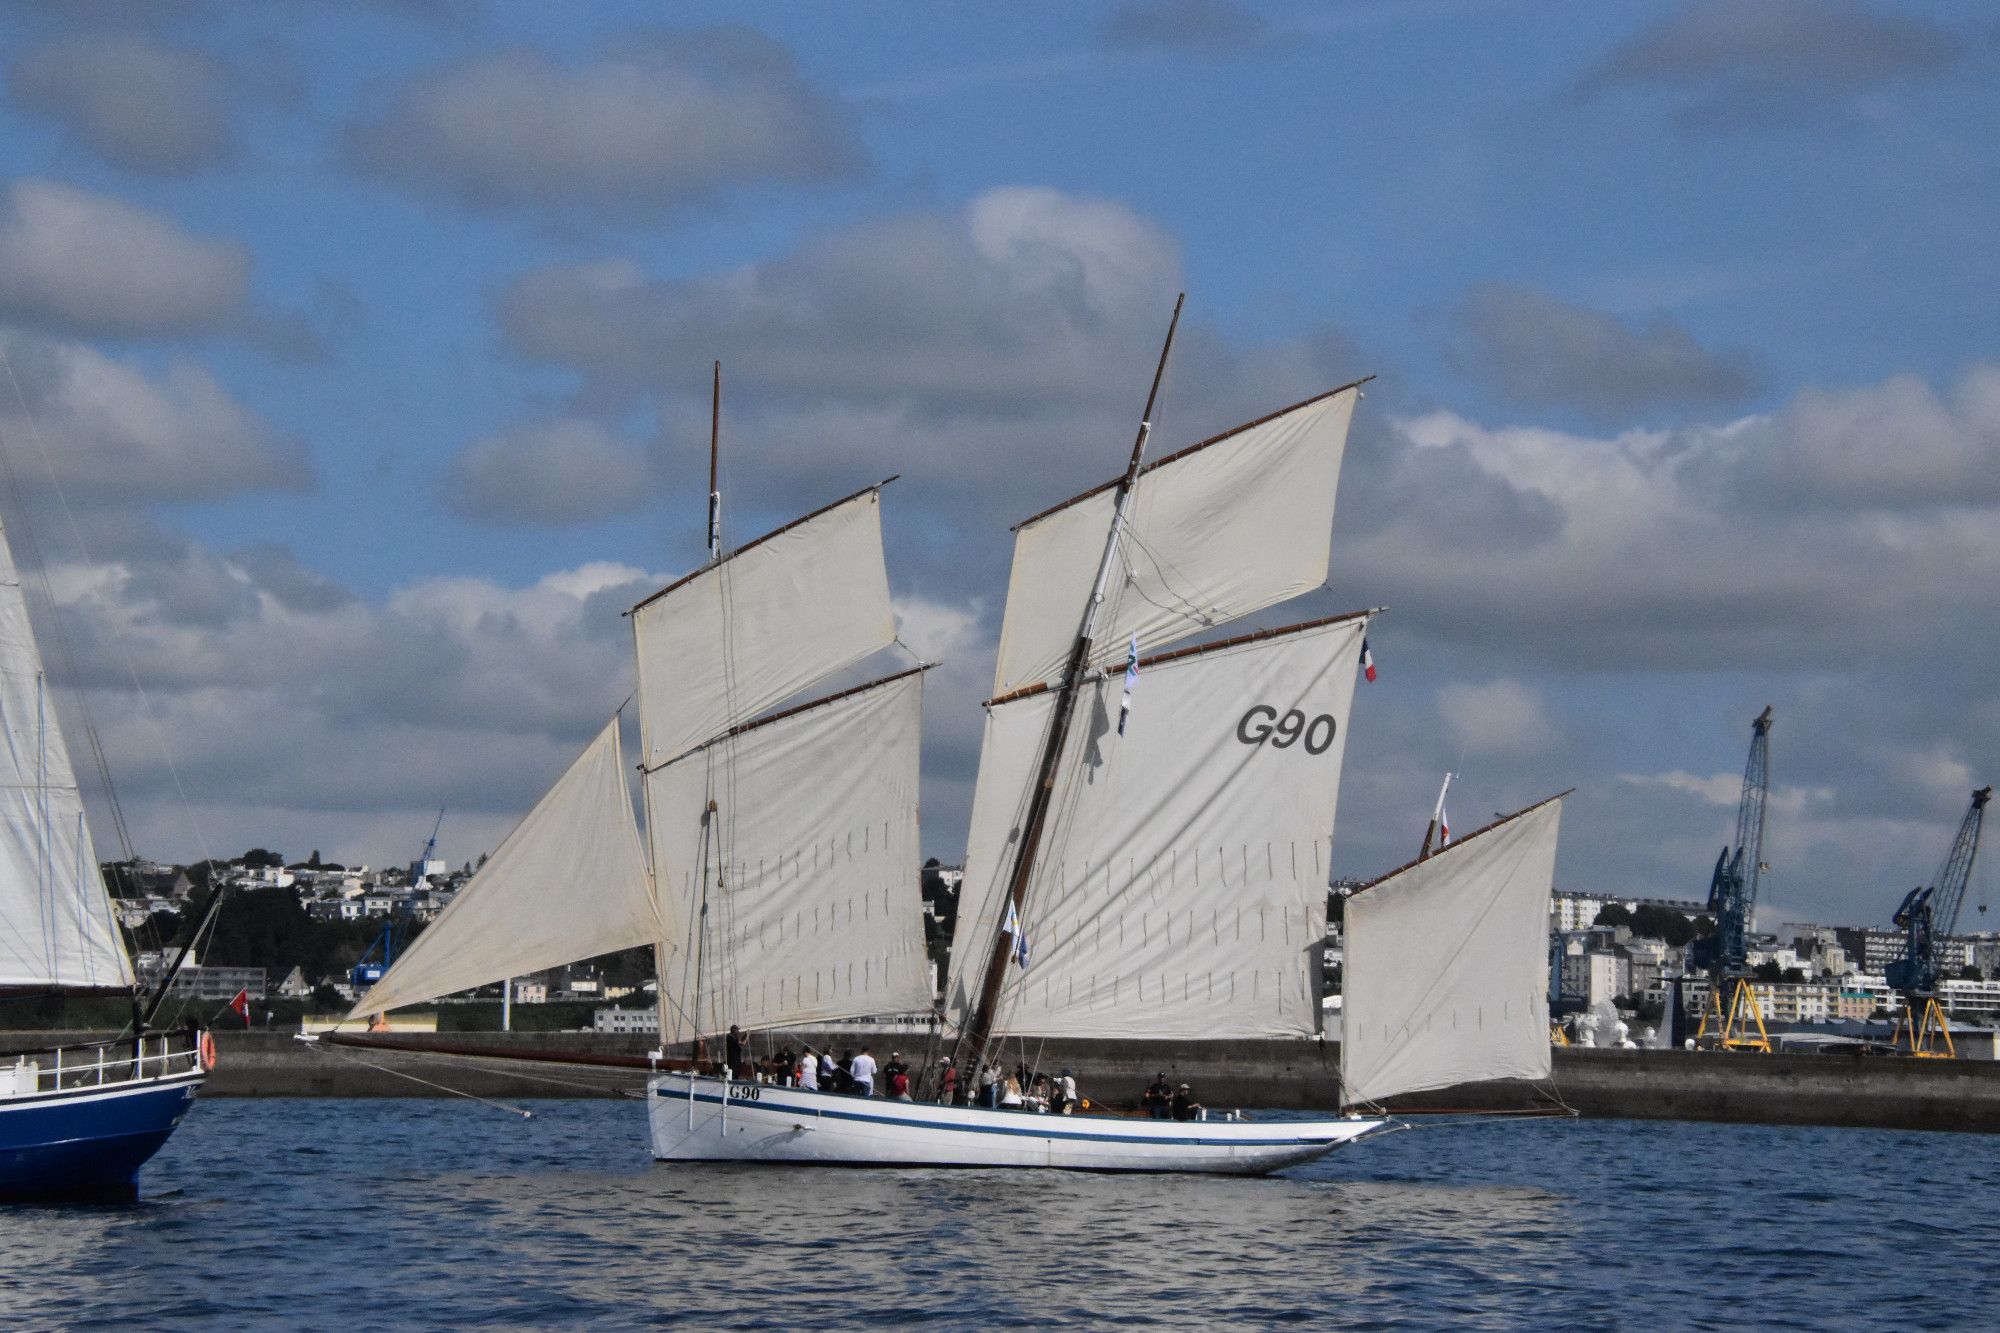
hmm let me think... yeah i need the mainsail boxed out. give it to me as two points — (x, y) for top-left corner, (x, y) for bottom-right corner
(348, 718), (661, 1019)
(631, 484), (896, 768)
(0, 515), (132, 992)
(1339, 795), (1564, 1107)
(949, 614), (1368, 1041)
(991, 384), (1363, 695)
(647, 668), (931, 1044)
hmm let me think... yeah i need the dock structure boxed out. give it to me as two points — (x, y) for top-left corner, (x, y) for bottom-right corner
(15, 1031), (2000, 1135)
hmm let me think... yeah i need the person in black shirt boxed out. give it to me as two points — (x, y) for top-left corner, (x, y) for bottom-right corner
(1143, 1073), (1173, 1119)
(1170, 1084), (1202, 1122)
(725, 1024), (746, 1078)
(883, 1051), (909, 1096)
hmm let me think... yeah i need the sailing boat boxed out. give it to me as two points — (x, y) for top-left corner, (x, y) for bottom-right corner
(0, 512), (212, 1201)
(350, 308), (1563, 1175)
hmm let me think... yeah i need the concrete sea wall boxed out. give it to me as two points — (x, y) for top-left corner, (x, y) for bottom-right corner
(11, 1031), (2000, 1133)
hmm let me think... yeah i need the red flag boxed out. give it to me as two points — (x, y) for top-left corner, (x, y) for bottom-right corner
(229, 987), (251, 1028)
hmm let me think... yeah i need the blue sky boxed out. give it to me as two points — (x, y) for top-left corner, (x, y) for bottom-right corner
(0, 0), (1994, 929)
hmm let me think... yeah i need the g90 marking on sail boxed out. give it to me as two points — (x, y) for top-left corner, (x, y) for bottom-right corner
(1236, 705), (1337, 754)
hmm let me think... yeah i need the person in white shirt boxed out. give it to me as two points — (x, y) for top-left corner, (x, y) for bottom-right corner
(1058, 1070), (1077, 1114)
(818, 1050), (837, 1090)
(849, 1047), (878, 1096)
(796, 1047), (819, 1091)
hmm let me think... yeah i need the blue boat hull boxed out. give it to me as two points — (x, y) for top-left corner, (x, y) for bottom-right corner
(0, 1074), (203, 1201)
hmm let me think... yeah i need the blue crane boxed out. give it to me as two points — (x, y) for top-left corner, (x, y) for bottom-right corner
(350, 806), (445, 995)
(1690, 706), (1774, 1051)
(1884, 786), (1990, 1058)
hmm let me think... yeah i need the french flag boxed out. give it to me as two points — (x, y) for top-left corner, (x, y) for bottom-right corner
(1360, 637), (1377, 683)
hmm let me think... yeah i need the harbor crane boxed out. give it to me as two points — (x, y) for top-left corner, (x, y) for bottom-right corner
(1691, 707), (1774, 1052)
(1884, 787), (1990, 1058)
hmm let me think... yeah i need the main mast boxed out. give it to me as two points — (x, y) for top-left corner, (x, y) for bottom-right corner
(692, 360), (725, 1058)
(954, 293), (1184, 1074)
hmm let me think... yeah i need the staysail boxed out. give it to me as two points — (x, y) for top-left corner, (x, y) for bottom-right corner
(991, 384), (1362, 695)
(631, 484), (896, 768)
(348, 717), (661, 1019)
(948, 614), (1368, 1041)
(0, 515), (132, 992)
(1339, 794), (1564, 1107)
(647, 669), (931, 1044)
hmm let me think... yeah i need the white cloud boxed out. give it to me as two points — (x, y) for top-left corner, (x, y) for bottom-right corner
(1448, 283), (1761, 419)
(7, 34), (237, 176)
(0, 179), (250, 337)
(345, 28), (866, 219)
(441, 419), (655, 527)
(0, 331), (308, 502)
(1437, 678), (1559, 755)
(1618, 770), (1834, 821)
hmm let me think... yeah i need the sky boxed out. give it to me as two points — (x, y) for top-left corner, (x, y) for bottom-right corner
(0, 0), (1994, 931)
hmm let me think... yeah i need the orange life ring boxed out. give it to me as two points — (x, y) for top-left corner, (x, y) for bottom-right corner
(199, 1031), (217, 1072)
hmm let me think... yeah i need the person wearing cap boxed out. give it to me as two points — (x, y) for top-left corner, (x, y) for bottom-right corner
(1143, 1072), (1173, 1119)
(1170, 1083), (1202, 1122)
(1056, 1069), (1078, 1115)
(884, 1050), (909, 1096)
(935, 1056), (958, 1104)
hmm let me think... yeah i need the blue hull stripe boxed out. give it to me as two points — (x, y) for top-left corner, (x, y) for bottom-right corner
(0, 1076), (202, 1200)
(654, 1084), (1356, 1149)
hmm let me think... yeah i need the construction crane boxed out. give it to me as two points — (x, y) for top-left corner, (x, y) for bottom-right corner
(1691, 706), (1774, 1052)
(1884, 787), (1990, 1058)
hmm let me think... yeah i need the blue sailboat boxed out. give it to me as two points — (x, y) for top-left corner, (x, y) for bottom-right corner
(0, 512), (211, 1201)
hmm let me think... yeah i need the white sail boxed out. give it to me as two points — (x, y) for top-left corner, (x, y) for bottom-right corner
(991, 386), (1359, 694)
(349, 717), (661, 1019)
(1339, 795), (1563, 1107)
(648, 669), (931, 1044)
(0, 517), (131, 991)
(948, 615), (1367, 1041)
(632, 485), (896, 768)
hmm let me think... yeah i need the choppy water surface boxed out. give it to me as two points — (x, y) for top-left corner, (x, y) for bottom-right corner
(2, 1097), (1995, 1329)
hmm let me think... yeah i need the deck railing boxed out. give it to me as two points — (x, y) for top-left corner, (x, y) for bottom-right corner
(0, 1031), (205, 1100)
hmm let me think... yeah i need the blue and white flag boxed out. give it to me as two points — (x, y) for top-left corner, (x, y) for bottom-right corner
(1004, 901), (1030, 968)
(1118, 634), (1139, 735)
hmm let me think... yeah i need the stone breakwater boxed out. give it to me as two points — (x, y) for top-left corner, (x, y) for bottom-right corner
(10, 1031), (2000, 1133)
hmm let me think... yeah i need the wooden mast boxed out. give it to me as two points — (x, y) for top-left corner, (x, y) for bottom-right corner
(707, 359), (722, 564)
(953, 293), (1185, 1080)
(691, 360), (724, 1062)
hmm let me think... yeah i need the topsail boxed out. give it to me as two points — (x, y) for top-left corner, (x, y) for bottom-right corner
(631, 485), (896, 768)
(991, 384), (1362, 694)
(0, 516), (131, 992)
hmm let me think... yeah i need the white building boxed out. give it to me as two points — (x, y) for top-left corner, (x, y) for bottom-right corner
(593, 1006), (660, 1035)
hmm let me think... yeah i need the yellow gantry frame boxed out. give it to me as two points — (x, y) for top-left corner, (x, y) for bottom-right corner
(1894, 996), (1956, 1059)
(1696, 977), (1771, 1053)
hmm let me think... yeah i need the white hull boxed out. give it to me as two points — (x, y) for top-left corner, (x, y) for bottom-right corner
(647, 1072), (1385, 1175)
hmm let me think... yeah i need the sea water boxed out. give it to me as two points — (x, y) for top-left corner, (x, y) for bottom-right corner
(1, 1098), (1994, 1329)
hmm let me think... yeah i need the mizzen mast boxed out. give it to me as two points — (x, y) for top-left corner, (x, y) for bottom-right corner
(954, 293), (1185, 1074)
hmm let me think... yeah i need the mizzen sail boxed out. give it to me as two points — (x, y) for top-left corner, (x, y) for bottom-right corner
(949, 614), (1368, 1041)
(991, 384), (1362, 695)
(0, 515), (131, 991)
(349, 717), (660, 1019)
(631, 485), (896, 768)
(647, 669), (931, 1044)
(1339, 794), (1564, 1107)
